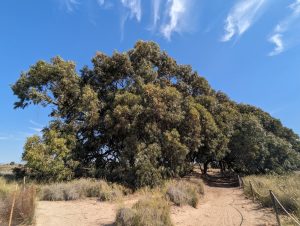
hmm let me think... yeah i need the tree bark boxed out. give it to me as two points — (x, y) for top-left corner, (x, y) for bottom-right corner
(203, 160), (210, 175)
(219, 161), (223, 174)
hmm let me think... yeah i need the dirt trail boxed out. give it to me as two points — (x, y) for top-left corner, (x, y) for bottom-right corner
(35, 197), (139, 226)
(171, 185), (276, 226)
(35, 173), (276, 226)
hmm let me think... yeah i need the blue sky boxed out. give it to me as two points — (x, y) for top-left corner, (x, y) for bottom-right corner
(1, 0), (300, 163)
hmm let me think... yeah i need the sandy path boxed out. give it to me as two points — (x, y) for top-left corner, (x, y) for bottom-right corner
(171, 185), (276, 226)
(35, 175), (276, 226)
(35, 197), (138, 226)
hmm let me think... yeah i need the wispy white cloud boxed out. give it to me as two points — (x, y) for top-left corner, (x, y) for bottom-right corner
(62, 0), (80, 12)
(29, 120), (43, 134)
(29, 127), (43, 133)
(120, 0), (142, 40)
(269, 0), (300, 56)
(268, 34), (284, 56)
(18, 132), (36, 139)
(0, 134), (14, 141)
(29, 120), (43, 128)
(160, 0), (195, 40)
(221, 0), (268, 42)
(57, 0), (198, 41)
(97, 0), (105, 6)
(151, 0), (162, 30)
(121, 0), (142, 22)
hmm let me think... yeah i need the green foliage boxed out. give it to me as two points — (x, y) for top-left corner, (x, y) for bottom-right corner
(115, 197), (173, 226)
(23, 127), (78, 182)
(12, 40), (300, 187)
(227, 113), (300, 174)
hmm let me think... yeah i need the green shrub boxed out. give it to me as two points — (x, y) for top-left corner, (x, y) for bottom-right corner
(166, 180), (202, 208)
(115, 197), (173, 226)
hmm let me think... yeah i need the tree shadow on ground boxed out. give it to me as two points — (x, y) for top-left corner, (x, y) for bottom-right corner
(201, 170), (239, 188)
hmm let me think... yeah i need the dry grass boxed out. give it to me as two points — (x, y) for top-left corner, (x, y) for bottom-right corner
(243, 174), (300, 221)
(166, 180), (204, 208)
(115, 197), (173, 226)
(0, 178), (36, 225)
(0, 164), (15, 175)
(115, 178), (204, 226)
(39, 179), (130, 201)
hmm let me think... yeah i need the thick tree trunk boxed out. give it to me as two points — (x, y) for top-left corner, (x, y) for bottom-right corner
(219, 161), (223, 174)
(199, 163), (204, 174)
(203, 160), (210, 175)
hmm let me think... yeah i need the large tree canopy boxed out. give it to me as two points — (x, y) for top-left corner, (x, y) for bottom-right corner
(12, 41), (300, 187)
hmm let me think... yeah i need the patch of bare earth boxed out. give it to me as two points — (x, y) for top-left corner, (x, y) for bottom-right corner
(35, 196), (139, 226)
(171, 173), (276, 226)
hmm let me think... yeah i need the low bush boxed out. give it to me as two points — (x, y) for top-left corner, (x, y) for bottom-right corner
(0, 178), (36, 225)
(186, 178), (205, 195)
(115, 208), (136, 226)
(166, 180), (203, 208)
(115, 197), (173, 226)
(39, 179), (129, 201)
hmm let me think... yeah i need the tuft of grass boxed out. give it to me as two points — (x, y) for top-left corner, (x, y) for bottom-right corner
(115, 197), (173, 226)
(115, 208), (136, 226)
(39, 179), (129, 201)
(243, 174), (300, 220)
(166, 180), (203, 208)
(0, 178), (36, 225)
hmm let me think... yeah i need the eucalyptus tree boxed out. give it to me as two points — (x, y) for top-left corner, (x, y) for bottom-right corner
(12, 41), (300, 186)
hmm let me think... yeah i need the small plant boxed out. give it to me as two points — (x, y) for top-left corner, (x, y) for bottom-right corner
(115, 208), (136, 226)
(115, 197), (173, 226)
(166, 180), (203, 208)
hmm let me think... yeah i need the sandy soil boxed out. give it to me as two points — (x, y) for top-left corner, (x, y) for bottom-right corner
(35, 174), (276, 226)
(35, 197), (139, 226)
(171, 185), (276, 226)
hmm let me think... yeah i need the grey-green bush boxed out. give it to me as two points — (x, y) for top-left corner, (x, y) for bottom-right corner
(166, 180), (203, 208)
(115, 208), (136, 226)
(40, 179), (127, 201)
(115, 197), (173, 226)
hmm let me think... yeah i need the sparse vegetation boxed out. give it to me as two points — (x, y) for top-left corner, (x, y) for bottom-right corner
(115, 178), (204, 226)
(0, 164), (15, 176)
(0, 178), (36, 225)
(166, 180), (204, 208)
(39, 179), (130, 201)
(243, 174), (300, 220)
(115, 197), (173, 226)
